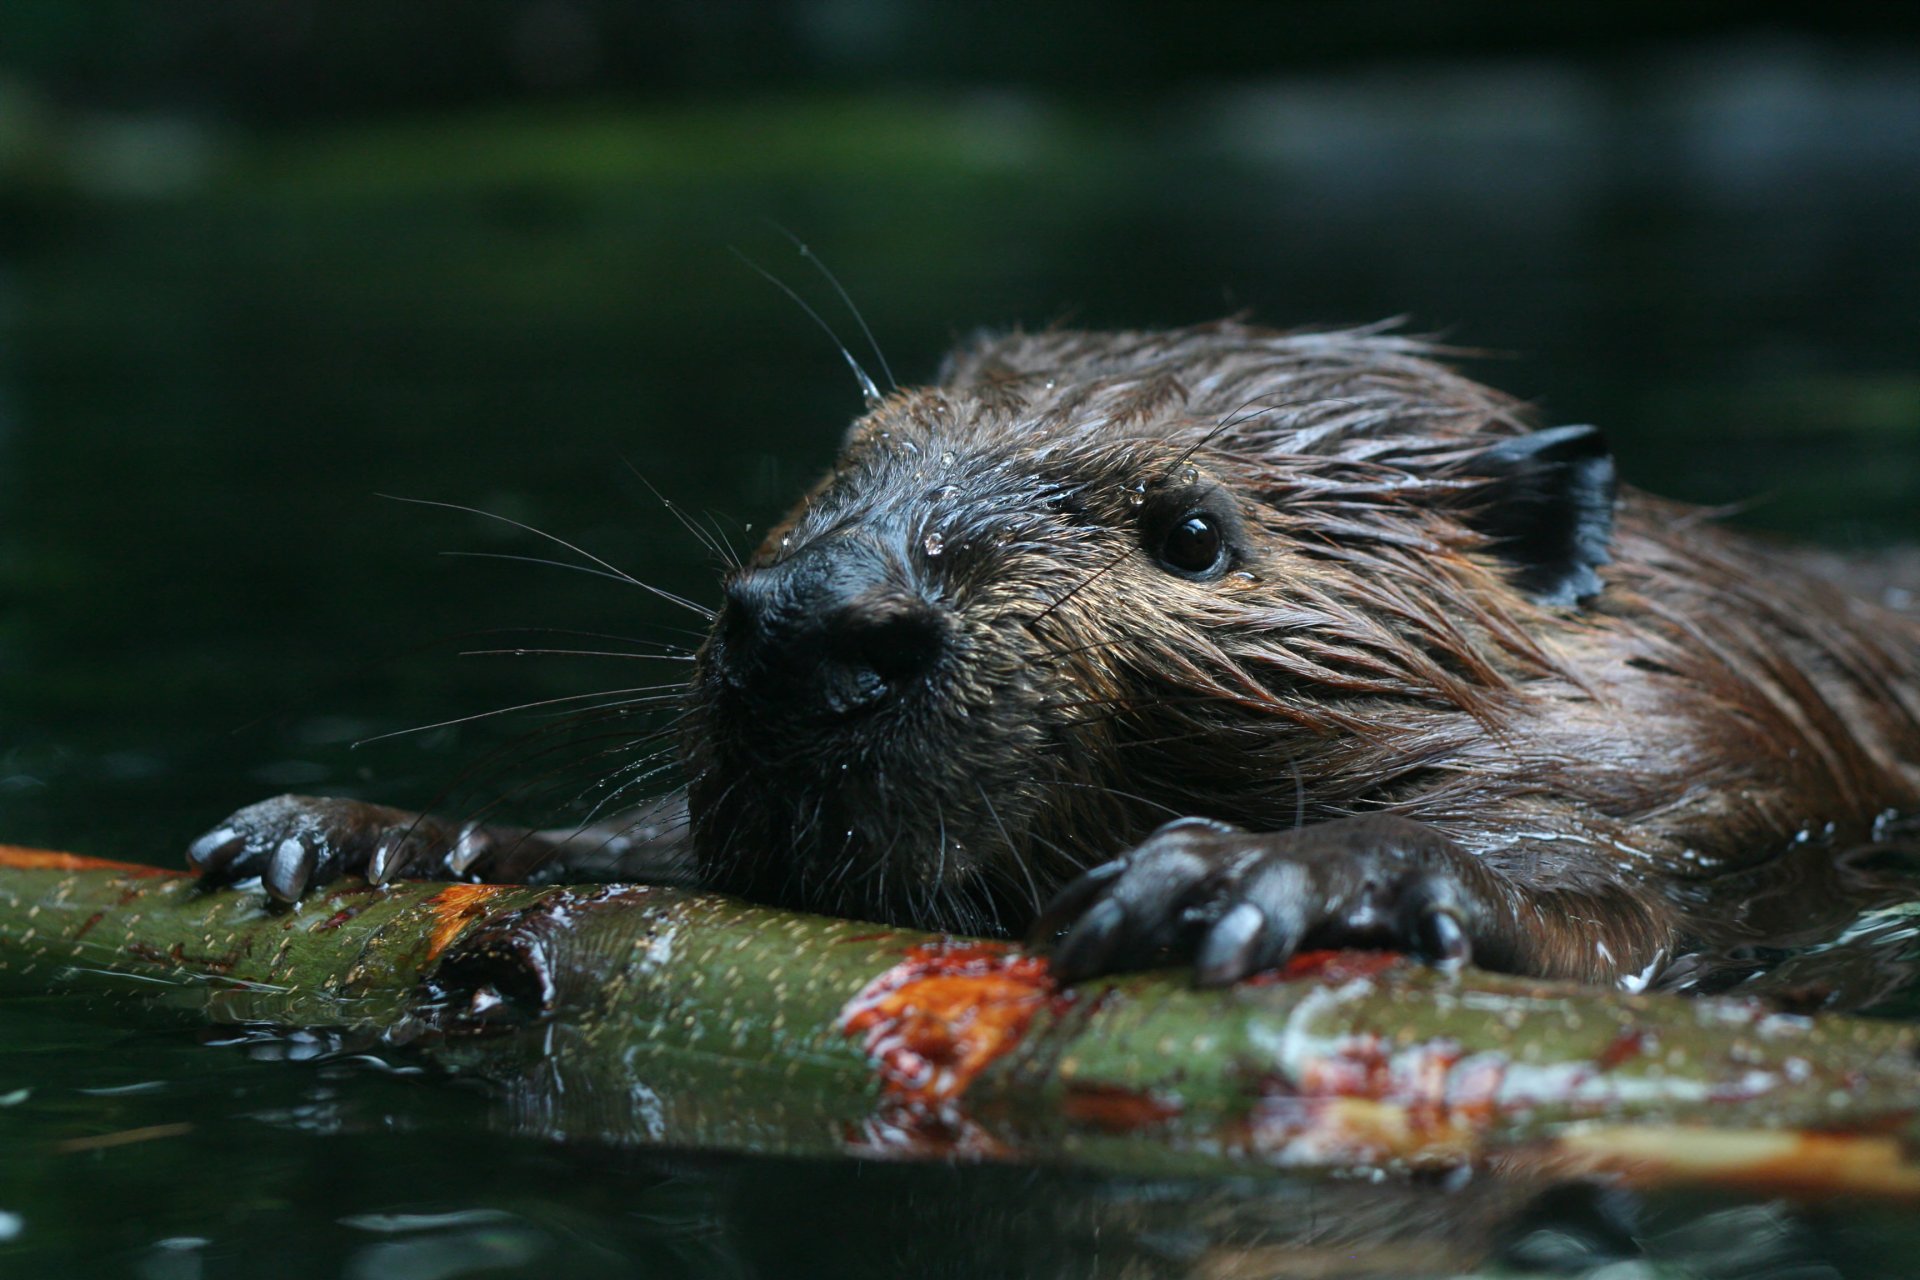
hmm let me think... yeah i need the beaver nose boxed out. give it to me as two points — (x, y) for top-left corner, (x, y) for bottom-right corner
(720, 537), (948, 715)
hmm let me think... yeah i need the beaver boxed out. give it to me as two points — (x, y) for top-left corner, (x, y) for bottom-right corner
(186, 321), (1920, 989)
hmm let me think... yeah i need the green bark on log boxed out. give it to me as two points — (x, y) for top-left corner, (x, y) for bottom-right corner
(4, 844), (1920, 1195)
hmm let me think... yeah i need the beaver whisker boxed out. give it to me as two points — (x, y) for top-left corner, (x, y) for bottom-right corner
(731, 247), (881, 405)
(820, 832), (869, 904)
(450, 625), (699, 658)
(1039, 700), (1258, 738)
(414, 712), (668, 796)
(353, 715), (683, 845)
(790, 793), (830, 871)
(457, 740), (677, 833)
(384, 493), (714, 620)
(1027, 544), (1139, 631)
(511, 723), (679, 782)
(1014, 822), (1086, 872)
(595, 729), (688, 777)
(1160, 393), (1344, 482)
(458, 646), (696, 662)
(1042, 779), (1187, 821)
(1022, 631), (1133, 663)
(579, 753), (679, 810)
(437, 550), (656, 591)
(931, 808), (948, 897)
(619, 458), (744, 572)
(966, 879), (1007, 937)
(543, 805), (694, 874)
(569, 764), (677, 818)
(527, 688), (690, 719)
(1039, 691), (1243, 714)
(920, 859), (1003, 937)
(839, 819), (897, 893)
(349, 685), (685, 749)
(767, 223), (898, 393)
(900, 819), (941, 926)
(470, 685), (688, 777)
(975, 783), (1043, 916)
(1110, 728), (1235, 756)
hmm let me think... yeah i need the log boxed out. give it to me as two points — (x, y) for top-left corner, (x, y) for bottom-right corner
(4, 844), (1920, 1195)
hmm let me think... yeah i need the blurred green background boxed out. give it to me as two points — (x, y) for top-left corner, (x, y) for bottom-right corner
(2, 5), (1919, 1276)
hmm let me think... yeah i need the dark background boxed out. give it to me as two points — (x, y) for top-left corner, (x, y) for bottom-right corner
(2, 5), (1919, 1276)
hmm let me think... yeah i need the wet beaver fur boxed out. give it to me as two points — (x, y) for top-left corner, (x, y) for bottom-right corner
(188, 322), (1920, 988)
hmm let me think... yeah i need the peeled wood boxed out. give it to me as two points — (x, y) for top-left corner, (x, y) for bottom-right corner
(4, 844), (1920, 1194)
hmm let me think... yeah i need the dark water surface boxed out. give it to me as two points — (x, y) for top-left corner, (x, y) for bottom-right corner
(5, 45), (1920, 1278)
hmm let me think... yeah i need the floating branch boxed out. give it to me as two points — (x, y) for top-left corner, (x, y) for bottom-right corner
(3, 845), (1919, 1194)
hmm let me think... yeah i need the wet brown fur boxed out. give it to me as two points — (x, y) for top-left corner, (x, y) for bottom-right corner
(684, 321), (1920, 982)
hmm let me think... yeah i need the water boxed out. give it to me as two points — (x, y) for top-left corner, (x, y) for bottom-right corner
(5, 37), (1920, 1278)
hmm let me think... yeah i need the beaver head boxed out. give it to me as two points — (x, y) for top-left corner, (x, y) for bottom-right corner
(683, 322), (1615, 934)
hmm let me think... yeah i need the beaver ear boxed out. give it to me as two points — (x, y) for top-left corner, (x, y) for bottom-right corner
(1460, 424), (1616, 606)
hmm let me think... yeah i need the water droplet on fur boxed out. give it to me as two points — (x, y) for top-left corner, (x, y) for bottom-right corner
(923, 532), (945, 557)
(931, 484), (960, 501)
(780, 534), (793, 550)
(1228, 570), (1257, 586)
(940, 451), (955, 467)
(1180, 465), (1200, 486)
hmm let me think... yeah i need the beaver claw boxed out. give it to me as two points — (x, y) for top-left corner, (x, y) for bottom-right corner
(1031, 815), (1508, 986)
(187, 794), (483, 902)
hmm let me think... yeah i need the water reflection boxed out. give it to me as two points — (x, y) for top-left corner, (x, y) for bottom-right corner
(1654, 822), (1920, 1012)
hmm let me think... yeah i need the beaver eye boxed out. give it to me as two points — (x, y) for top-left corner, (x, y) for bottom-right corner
(1157, 513), (1226, 576)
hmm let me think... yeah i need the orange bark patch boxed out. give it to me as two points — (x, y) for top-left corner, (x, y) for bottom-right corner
(839, 942), (1055, 1105)
(1242, 948), (1406, 985)
(54, 1122), (195, 1154)
(421, 884), (510, 962)
(0, 846), (178, 878)
(1533, 1127), (1920, 1199)
(1597, 1028), (1655, 1070)
(1061, 1082), (1182, 1132)
(309, 906), (362, 933)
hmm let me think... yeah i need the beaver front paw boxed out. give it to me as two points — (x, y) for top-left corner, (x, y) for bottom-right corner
(1030, 815), (1516, 986)
(186, 794), (481, 902)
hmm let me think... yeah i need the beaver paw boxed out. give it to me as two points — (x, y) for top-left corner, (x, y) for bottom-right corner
(186, 794), (487, 903)
(1031, 816), (1509, 986)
